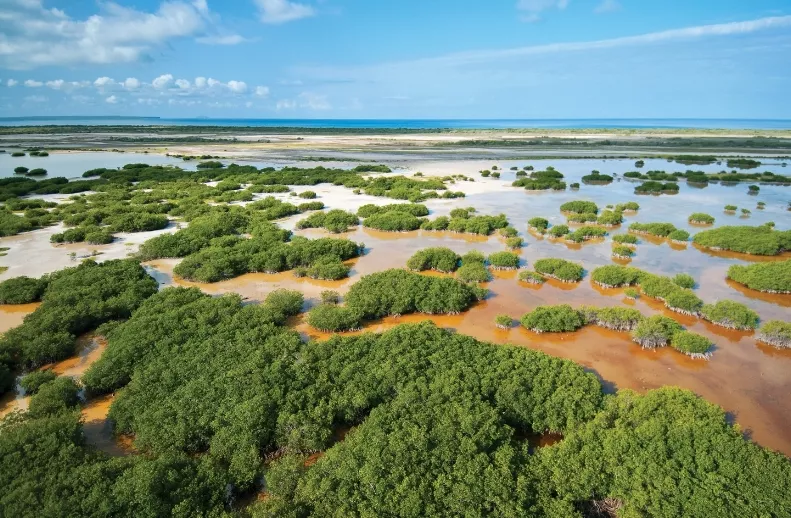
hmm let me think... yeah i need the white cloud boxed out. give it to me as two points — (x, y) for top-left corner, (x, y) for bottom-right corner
(0, 1), (207, 69)
(276, 99), (296, 110)
(517, 0), (569, 22)
(245, 101), (253, 108)
(24, 95), (47, 103)
(105, 95), (118, 104)
(594, 0), (620, 13)
(152, 74), (174, 89)
(227, 80), (248, 93)
(196, 34), (247, 45)
(194, 76), (207, 88)
(6, 79), (18, 87)
(123, 77), (141, 90)
(175, 79), (191, 89)
(45, 79), (64, 89)
(255, 85), (270, 97)
(255, 0), (315, 24)
(94, 76), (115, 88)
(207, 78), (221, 87)
(24, 79), (43, 87)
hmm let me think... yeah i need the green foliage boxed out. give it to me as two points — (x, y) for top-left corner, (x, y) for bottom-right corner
(19, 370), (57, 395)
(582, 171), (613, 183)
(560, 200), (598, 214)
(596, 210), (623, 226)
(306, 304), (362, 332)
(406, 247), (460, 273)
(518, 270), (545, 284)
(527, 217), (549, 233)
(628, 222), (677, 237)
(13, 166), (28, 174)
(757, 320), (791, 348)
(566, 212), (597, 223)
(296, 209), (359, 233)
(634, 180), (679, 194)
(495, 314), (512, 329)
(487, 251), (520, 270)
(727, 260), (791, 292)
(615, 201), (640, 211)
(28, 377), (81, 418)
(363, 210), (423, 231)
(724, 204), (738, 211)
(456, 262), (491, 283)
(461, 250), (485, 265)
(0, 260), (157, 375)
(580, 306), (644, 331)
(566, 226), (607, 242)
(612, 245), (635, 258)
(700, 300), (759, 330)
(520, 304), (585, 333)
(694, 226), (791, 255)
(442, 213), (509, 235)
(624, 287), (640, 299)
(499, 225), (517, 237)
(548, 224), (570, 237)
(297, 201), (324, 211)
(533, 258), (584, 282)
(352, 164), (392, 173)
(0, 275), (47, 304)
(612, 233), (638, 244)
(505, 236), (524, 249)
(196, 160), (223, 169)
(668, 229), (690, 242)
(591, 265), (643, 287)
(664, 289), (704, 314)
(344, 269), (484, 321)
(26, 168), (47, 176)
(672, 273), (696, 289)
(320, 290), (340, 305)
(298, 190), (317, 199)
(632, 315), (683, 348)
(10, 151), (24, 157)
(689, 212), (715, 224)
(670, 330), (712, 356)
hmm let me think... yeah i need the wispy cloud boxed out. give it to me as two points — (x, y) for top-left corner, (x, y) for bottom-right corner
(196, 34), (249, 45)
(255, 0), (315, 24)
(594, 0), (620, 14)
(516, 0), (570, 22)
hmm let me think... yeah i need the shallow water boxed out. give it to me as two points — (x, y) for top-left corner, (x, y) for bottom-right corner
(0, 150), (185, 179)
(1, 155), (790, 456)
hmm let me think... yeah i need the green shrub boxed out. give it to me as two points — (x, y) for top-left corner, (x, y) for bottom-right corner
(689, 213), (715, 224)
(664, 290), (704, 315)
(533, 258), (584, 282)
(582, 171), (613, 183)
(306, 304), (362, 332)
(460, 250), (485, 265)
(297, 201), (324, 212)
(567, 213), (598, 223)
(0, 275), (47, 304)
(300, 256), (351, 281)
(445, 214), (509, 235)
(670, 331), (712, 358)
(694, 226), (791, 255)
(634, 181), (679, 194)
(612, 245), (635, 258)
(19, 370), (57, 395)
(13, 166), (28, 174)
(612, 234), (638, 245)
(624, 287), (640, 299)
(597, 210), (624, 226)
(632, 315), (683, 348)
(548, 224), (570, 238)
(499, 225), (518, 238)
(363, 211), (423, 231)
(566, 226), (607, 242)
(11, 152), (25, 157)
(591, 265), (642, 287)
(640, 274), (681, 300)
(527, 217), (549, 233)
(614, 201), (640, 211)
(28, 377), (81, 418)
(582, 306), (644, 331)
(196, 160), (223, 169)
(520, 305), (585, 333)
(700, 300), (759, 330)
(757, 320), (791, 348)
(456, 262), (490, 283)
(560, 200), (598, 214)
(668, 229), (690, 242)
(26, 168), (47, 176)
(518, 270), (545, 284)
(495, 314), (512, 329)
(727, 260), (791, 292)
(741, 208), (751, 215)
(672, 273), (695, 289)
(628, 222), (677, 237)
(487, 251), (520, 270)
(724, 205), (737, 211)
(358, 203), (429, 218)
(298, 191), (317, 199)
(296, 209), (359, 233)
(320, 290), (340, 305)
(505, 237), (524, 249)
(406, 247), (460, 273)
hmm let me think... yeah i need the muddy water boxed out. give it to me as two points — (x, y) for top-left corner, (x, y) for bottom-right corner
(141, 157), (791, 454)
(2, 156), (789, 456)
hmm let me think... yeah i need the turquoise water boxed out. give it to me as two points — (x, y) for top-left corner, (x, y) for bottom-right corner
(1, 117), (791, 130)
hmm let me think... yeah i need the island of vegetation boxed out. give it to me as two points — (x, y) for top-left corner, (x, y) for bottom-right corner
(689, 212), (715, 225)
(533, 258), (584, 282)
(693, 225), (791, 255)
(756, 320), (791, 348)
(727, 260), (791, 293)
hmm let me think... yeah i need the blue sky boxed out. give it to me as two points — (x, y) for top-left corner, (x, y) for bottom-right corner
(1, 0), (790, 119)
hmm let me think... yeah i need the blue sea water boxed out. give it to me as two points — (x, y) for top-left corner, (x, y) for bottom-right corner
(1, 117), (790, 130)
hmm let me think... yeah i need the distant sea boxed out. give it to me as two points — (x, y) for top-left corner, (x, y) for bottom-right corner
(1, 117), (790, 130)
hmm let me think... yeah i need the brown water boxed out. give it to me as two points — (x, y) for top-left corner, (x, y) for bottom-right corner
(2, 157), (790, 456)
(142, 158), (791, 455)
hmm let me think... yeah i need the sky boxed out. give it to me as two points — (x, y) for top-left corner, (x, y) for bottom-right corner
(0, 0), (790, 119)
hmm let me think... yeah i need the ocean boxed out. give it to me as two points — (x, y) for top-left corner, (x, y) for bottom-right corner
(1, 117), (790, 130)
